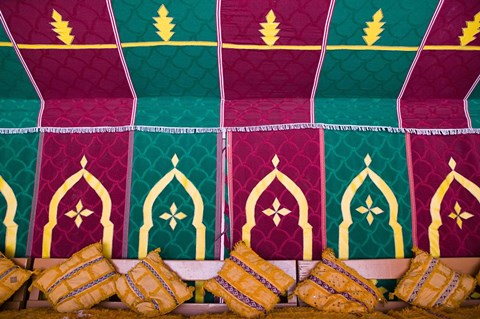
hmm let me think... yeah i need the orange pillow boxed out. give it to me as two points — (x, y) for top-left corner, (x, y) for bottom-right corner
(204, 242), (294, 318)
(394, 247), (476, 308)
(0, 252), (32, 305)
(294, 248), (385, 313)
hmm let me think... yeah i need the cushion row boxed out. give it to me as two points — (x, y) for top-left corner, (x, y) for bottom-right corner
(0, 242), (477, 318)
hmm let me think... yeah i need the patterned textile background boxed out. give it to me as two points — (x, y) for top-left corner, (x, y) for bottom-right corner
(0, 0), (479, 286)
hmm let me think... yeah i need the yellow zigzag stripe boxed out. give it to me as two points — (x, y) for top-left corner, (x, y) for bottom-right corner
(51, 9), (74, 45)
(259, 10), (280, 46)
(459, 12), (480, 46)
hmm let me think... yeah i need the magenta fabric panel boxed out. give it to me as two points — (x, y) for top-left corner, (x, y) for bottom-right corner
(399, 1), (480, 129)
(222, 49), (320, 101)
(0, 0), (134, 126)
(425, 0), (480, 46)
(0, 0), (116, 44)
(20, 50), (132, 100)
(228, 129), (323, 260)
(400, 98), (468, 129)
(31, 132), (130, 258)
(220, 0), (330, 45)
(223, 99), (311, 127)
(40, 98), (134, 127)
(410, 134), (480, 257)
(221, 0), (333, 126)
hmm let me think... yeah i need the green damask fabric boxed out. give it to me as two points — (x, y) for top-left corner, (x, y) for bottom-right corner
(0, 28), (39, 128)
(111, 0), (220, 127)
(324, 130), (412, 259)
(0, 133), (38, 257)
(128, 131), (218, 260)
(315, 0), (438, 126)
(469, 85), (480, 128)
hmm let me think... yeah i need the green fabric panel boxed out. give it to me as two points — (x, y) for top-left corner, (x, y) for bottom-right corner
(112, 0), (216, 42)
(112, 0), (220, 127)
(128, 132), (217, 260)
(469, 85), (480, 128)
(0, 99), (39, 128)
(315, 0), (437, 126)
(324, 130), (412, 259)
(135, 97), (219, 127)
(316, 51), (417, 99)
(327, 0), (439, 46)
(315, 98), (398, 127)
(123, 46), (219, 99)
(0, 133), (38, 257)
(0, 30), (38, 100)
(0, 29), (39, 128)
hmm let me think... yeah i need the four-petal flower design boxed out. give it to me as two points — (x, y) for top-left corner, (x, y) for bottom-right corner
(356, 195), (383, 226)
(65, 200), (94, 228)
(160, 203), (187, 230)
(263, 198), (291, 226)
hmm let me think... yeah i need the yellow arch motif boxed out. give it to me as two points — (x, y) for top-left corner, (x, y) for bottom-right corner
(429, 158), (480, 257)
(43, 156), (113, 258)
(243, 155), (312, 260)
(339, 154), (403, 259)
(139, 154), (206, 260)
(0, 176), (18, 257)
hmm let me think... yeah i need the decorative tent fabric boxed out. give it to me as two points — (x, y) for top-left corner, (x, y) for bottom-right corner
(0, 0), (479, 270)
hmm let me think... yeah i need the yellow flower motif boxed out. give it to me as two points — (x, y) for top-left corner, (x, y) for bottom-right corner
(160, 203), (187, 230)
(263, 198), (291, 226)
(356, 195), (383, 225)
(448, 202), (474, 229)
(65, 200), (94, 228)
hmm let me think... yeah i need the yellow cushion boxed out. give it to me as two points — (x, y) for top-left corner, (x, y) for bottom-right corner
(30, 242), (118, 312)
(394, 247), (476, 308)
(204, 241), (295, 318)
(294, 248), (385, 313)
(115, 248), (194, 316)
(0, 252), (31, 305)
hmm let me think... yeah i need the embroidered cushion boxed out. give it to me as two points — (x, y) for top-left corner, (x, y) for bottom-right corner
(0, 252), (32, 305)
(294, 248), (385, 313)
(394, 247), (476, 308)
(115, 248), (194, 316)
(204, 241), (295, 318)
(30, 242), (118, 312)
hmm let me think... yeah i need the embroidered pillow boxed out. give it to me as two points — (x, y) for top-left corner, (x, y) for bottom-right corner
(204, 241), (295, 318)
(30, 242), (118, 312)
(394, 247), (476, 308)
(0, 252), (32, 305)
(294, 248), (385, 313)
(115, 248), (194, 316)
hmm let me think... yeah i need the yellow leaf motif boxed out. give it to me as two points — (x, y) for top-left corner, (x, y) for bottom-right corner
(153, 4), (175, 41)
(50, 9), (74, 45)
(263, 198), (291, 226)
(363, 9), (385, 46)
(459, 12), (480, 46)
(356, 195), (384, 226)
(259, 10), (280, 46)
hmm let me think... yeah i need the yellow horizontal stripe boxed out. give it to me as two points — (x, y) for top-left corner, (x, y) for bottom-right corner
(327, 45), (417, 51)
(222, 43), (322, 50)
(17, 43), (117, 49)
(0, 41), (478, 52)
(122, 40), (217, 48)
(424, 45), (480, 51)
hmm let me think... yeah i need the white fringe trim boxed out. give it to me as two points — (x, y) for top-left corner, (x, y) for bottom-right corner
(0, 124), (479, 136)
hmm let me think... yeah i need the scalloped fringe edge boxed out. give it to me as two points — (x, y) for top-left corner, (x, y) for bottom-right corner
(1, 124), (480, 135)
